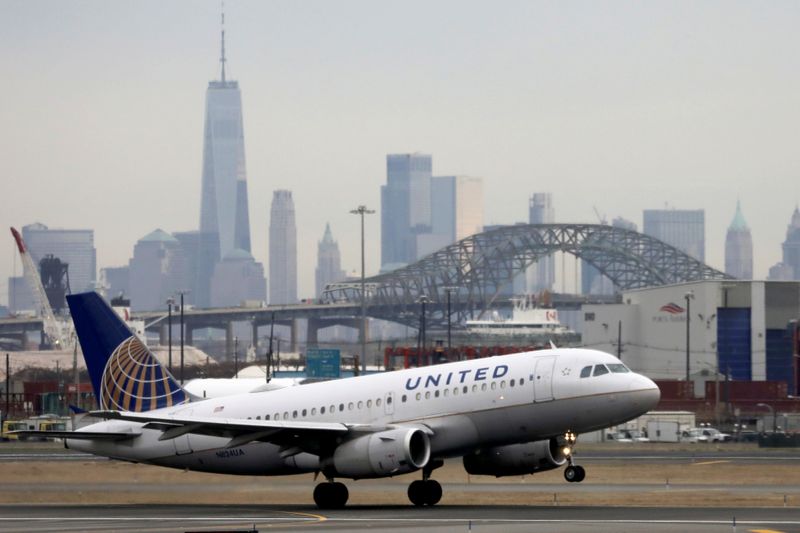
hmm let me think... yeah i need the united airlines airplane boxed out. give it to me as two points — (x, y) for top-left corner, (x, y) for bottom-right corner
(22, 292), (660, 509)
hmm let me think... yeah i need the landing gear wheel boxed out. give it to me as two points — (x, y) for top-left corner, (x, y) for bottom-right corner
(407, 479), (442, 506)
(574, 465), (586, 482)
(564, 465), (579, 483)
(424, 480), (442, 506)
(313, 481), (349, 509)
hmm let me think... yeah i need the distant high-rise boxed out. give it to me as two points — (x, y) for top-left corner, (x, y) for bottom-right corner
(381, 153), (432, 268)
(8, 222), (97, 313)
(269, 190), (297, 304)
(198, 12), (251, 304)
(128, 229), (187, 312)
(527, 193), (555, 291)
(210, 249), (266, 308)
(315, 223), (346, 297)
(775, 206), (800, 280)
(725, 201), (753, 279)
(643, 209), (705, 261)
(418, 175), (484, 257)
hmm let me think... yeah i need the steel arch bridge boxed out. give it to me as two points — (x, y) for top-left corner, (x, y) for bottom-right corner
(324, 224), (733, 328)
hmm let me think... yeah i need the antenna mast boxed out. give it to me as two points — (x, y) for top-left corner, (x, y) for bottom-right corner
(220, 2), (227, 82)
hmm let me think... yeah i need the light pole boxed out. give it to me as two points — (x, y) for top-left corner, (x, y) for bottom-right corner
(166, 297), (174, 373)
(417, 294), (429, 360)
(176, 290), (190, 385)
(685, 291), (694, 382)
(350, 205), (374, 373)
(444, 287), (459, 360)
(756, 402), (777, 433)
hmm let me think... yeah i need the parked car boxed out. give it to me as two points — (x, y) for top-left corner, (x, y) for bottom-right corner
(606, 429), (650, 443)
(681, 427), (732, 443)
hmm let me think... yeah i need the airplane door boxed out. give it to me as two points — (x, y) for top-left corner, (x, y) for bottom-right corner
(384, 392), (395, 416)
(533, 356), (556, 402)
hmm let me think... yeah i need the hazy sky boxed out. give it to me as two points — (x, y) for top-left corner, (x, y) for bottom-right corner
(1, 0), (799, 304)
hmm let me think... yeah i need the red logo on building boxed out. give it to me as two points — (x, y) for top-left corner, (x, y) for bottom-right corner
(659, 303), (685, 314)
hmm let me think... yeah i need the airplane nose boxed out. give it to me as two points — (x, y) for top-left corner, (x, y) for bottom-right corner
(629, 374), (661, 411)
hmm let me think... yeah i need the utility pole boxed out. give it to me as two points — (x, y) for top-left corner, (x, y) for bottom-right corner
(267, 312), (274, 383)
(177, 291), (190, 385)
(233, 336), (239, 378)
(617, 320), (622, 360)
(685, 291), (693, 382)
(350, 205), (374, 373)
(166, 298), (174, 373)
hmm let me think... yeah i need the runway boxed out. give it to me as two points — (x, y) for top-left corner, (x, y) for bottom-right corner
(0, 504), (798, 533)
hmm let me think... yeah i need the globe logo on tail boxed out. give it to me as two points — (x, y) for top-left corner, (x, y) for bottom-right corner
(100, 336), (187, 411)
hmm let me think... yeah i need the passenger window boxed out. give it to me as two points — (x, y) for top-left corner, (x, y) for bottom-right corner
(367, 399), (372, 408)
(463, 386), (468, 394)
(311, 408), (316, 415)
(500, 381), (506, 389)
(607, 364), (630, 373)
(481, 383), (487, 392)
(453, 387), (459, 395)
(580, 366), (592, 378)
(401, 395), (407, 403)
(472, 385), (478, 393)
(425, 391), (431, 400)
(357, 401), (363, 409)
(416, 392), (421, 400)
(348, 402), (354, 410)
(339, 404), (344, 412)
(491, 382), (497, 390)
(302, 409), (307, 417)
(283, 411), (289, 419)
(274, 414), (280, 420)
(520, 378), (524, 385)
(376, 398), (382, 407)
(510, 379), (515, 387)
(387, 396), (393, 404)
(292, 410), (298, 418)
(265, 415), (270, 420)
(434, 390), (440, 398)
(256, 415), (261, 420)
(593, 365), (609, 376)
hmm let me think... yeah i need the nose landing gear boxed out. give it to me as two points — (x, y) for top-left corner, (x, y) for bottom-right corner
(562, 431), (586, 483)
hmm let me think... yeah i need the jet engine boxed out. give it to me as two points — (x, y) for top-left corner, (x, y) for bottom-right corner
(329, 427), (431, 479)
(462, 438), (568, 477)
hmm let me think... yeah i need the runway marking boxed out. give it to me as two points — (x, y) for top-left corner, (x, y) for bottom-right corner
(749, 530), (788, 533)
(693, 460), (731, 466)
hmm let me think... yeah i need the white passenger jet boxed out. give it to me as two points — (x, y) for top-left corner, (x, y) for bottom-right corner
(20, 292), (660, 508)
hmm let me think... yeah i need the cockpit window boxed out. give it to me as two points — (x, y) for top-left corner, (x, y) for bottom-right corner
(580, 366), (592, 378)
(607, 364), (630, 373)
(593, 364), (609, 376)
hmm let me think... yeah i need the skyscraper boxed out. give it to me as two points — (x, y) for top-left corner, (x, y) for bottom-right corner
(269, 190), (297, 304)
(775, 206), (800, 280)
(725, 201), (753, 279)
(527, 193), (555, 291)
(643, 209), (705, 261)
(198, 13), (251, 275)
(418, 175), (484, 257)
(128, 229), (187, 312)
(381, 153), (432, 268)
(581, 217), (637, 295)
(315, 223), (346, 297)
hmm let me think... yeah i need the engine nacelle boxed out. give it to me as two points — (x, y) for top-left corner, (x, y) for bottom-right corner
(329, 428), (431, 479)
(463, 438), (567, 477)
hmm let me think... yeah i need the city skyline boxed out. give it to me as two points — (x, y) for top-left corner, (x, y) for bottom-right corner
(1, 1), (799, 303)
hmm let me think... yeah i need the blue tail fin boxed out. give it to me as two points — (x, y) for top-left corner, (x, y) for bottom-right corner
(67, 292), (188, 412)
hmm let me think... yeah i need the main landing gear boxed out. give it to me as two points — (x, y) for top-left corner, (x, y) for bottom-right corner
(562, 431), (586, 483)
(313, 480), (349, 509)
(408, 459), (444, 507)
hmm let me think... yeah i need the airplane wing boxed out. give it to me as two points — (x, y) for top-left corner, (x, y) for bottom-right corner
(11, 429), (141, 441)
(91, 410), (363, 456)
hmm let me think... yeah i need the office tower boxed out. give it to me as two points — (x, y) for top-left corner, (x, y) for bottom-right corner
(315, 223), (346, 297)
(780, 207), (800, 279)
(210, 249), (267, 308)
(725, 201), (753, 279)
(381, 153), (432, 268)
(643, 209), (705, 261)
(99, 266), (130, 301)
(419, 176), (484, 257)
(198, 13), (251, 277)
(581, 217), (637, 295)
(7, 222), (97, 313)
(128, 230), (188, 312)
(269, 190), (297, 304)
(527, 193), (555, 291)
(174, 230), (219, 308)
